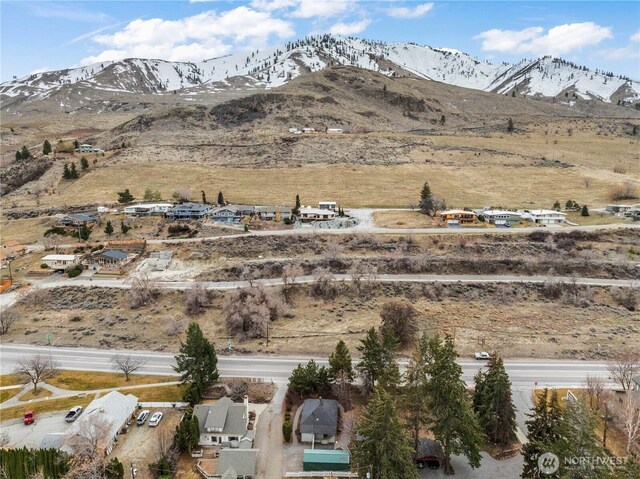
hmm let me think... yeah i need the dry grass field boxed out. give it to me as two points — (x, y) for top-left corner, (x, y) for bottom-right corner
(372, 210), (443, 228)
(48, 371), (178, 391)
(0, 395), (94, 421)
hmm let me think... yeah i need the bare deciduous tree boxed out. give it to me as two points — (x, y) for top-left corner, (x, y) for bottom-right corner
(164, 316), (186, 337)
(618, 393), (640, 456)
(309, 267), (339, 300)
(281, 264), (304, 290)
(224, 284), (286, 338)
(0, 310), (18, 335)
(584, 375), (609, 413)
(349, 262), (377, 296)
(15, 355), (58, 393)
(583, 176), (592, 188)
(184, 282), (209, 315)
(323, 241), (344, 263)
(172, 188), (191, 202)
(608, 349), (640, 390)
(240, 266), (255, 287)
(127, 273), (159, 309)
(42, 233), (63, 251)
(111, 354), (147, 381)
(379, 300), (418, 346)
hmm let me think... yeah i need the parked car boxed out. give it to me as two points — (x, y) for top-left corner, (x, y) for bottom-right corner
(136, 410), (150, 426)
(474, 351), (492, 360)
(65, 406), (83, 422)
(23, 410), (35, 425)
(148, 412), (163, 427)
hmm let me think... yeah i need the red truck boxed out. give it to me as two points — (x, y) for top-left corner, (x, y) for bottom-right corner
(23, 410), (35, 425)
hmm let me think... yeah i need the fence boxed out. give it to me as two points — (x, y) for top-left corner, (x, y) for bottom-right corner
(285, 473), (358, 478)
(139, 401), (189, 408)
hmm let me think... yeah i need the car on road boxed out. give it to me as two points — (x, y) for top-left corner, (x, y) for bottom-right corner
(23, 410), (35, 425)
(148, 412), (163, 427)
(65, 406), (83, 422)
(474, 351), (492, 360)
(136, 410), (150, 426)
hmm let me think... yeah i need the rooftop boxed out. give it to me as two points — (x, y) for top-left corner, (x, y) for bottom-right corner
(303, 449), (349, 464)
(217, 449), (258, 477)
(194, 397), (247, 436)
(99, 250), (129, 260)
(42, 254), (78, 261)
(300, 398), (338, 436)
(441, 209), (477, 215)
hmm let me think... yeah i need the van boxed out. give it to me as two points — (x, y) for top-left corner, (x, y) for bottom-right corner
(136, 410), (150, 425)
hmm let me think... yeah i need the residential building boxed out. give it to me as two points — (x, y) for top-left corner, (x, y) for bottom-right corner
(193, 397), (250, 445)
(416, 438), (444, 469)
(605, 204), (633, 214)
(42, 254), (80, 269)
(211, 206), (243, 224)
(327, 128), (343, 134)
(217, 449), (258, 479)
(167, 203), (211, 220)
(482, 210), (522, 226)
(439, 209), (478, 225)
(123, 203), (173, 216)
(522, 210), (566, 224)
(59, 212), (98, 226)
(61, 391), (138, 455)
(303, 128), (315, 133)
(255, 206), (292, 221)
(96, 250), (129, 267)
(303, 450), (350, 472)
(318, 201), (337, 211)
(288, 128), (302, 134)
(299, 207), (336, 222)
(300, 398), (338, 444)
(74, 144), (104, 154)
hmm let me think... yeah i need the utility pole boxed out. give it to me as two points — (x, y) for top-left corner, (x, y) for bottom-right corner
(266, 322), (269, 347)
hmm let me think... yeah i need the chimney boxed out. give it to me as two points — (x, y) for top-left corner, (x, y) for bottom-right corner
(244, 395), (249, 423)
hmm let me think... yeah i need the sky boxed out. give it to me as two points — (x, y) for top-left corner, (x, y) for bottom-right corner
(1, 1), (639, 83)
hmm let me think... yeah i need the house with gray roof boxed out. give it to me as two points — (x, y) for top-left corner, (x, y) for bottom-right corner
(96, 249), (129, 267)
(300, 398), (338, 444)
(167, 202), (211, 220)
(416, 438), (444, 469)
(193, 396), (249, 445)
(255, 206), (292, 222)
(217, 448), (258, 479)
(59, 212), (98, 226)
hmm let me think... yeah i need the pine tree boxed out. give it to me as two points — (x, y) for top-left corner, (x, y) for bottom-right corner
(69, 162), (79, 179)
(15, 150), (21, 162)
(404, 333), (431, 454)
(78, 224), (91, 241)
(104, 457), (124, 479)
(117, 189), (134, 203)
(356, 327), (384, 395)
(43, 139), (52, 155)
(473, 369), (487, 416)
(553, 200), (561, 211)
(293, 194), (301, 215)
(419, 181), (435, 216)
(440, 114), (446, 125)
(378, 329), (401, 393)
(120, 221), (131, 235)
(63, 163), (71, 180)
(581, 205), (590, 217)
(507, 118), (514, 132)
(174, 322), (219, 404)
(477, 357), (518, 447)
(521, 389), (563, 478)
(80, 156), (89, 170)
(73, 139), (79, 149)
(104, 220), (114, 236)
(426, 334), (484, 474)
(20, 145), (31, 159)
(201, 190), (207, 204)
(328, 340), (353, 382)
(217, 191), (225, 205)
(351, 388), (418, 479)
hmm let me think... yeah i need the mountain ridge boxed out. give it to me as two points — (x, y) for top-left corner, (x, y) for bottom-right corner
(2, 35), (638, 108)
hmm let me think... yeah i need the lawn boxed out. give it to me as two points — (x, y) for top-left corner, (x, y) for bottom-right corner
(18, 388), (52, 401)
(564, 211), (629, 226)
(0, 395), (94, 421)
(0, 374), (22, 387)
(119, 384), (186, 402)
(47, 370), (179, 391)
(372, 210), (443, 229)
(0, 388), (22, 403)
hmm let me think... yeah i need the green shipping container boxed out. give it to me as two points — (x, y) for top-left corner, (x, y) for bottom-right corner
(303, 449), (350, 472)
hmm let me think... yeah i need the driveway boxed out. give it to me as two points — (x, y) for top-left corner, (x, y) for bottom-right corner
(254, 382), (286, 479)
(1, 411), (72, 448)
(420, 452), (523, 478)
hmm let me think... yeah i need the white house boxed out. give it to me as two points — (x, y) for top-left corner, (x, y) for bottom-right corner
(193, 397), (250, 446)
(327, 128), (343, 134)
(303, 127), (316, 133)
(123, 203), (173, 216)
(299, 207), (336, 222)
(42, 254), (80, 269)
(318, 201), (337, 211)
(482, 210), (522, 226)
(74, 144), (104, 154)
(522, 210), (566, 224)
(61, 391), (138, 455)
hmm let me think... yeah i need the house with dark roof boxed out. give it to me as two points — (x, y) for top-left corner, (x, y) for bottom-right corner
(300, 398), (338, 444)
(255, 206), (292, 222)
(193, 396), (249, 445)
(217, 448), (258, 478)
(96, 249), (129, 267)
(59, 212), (98, 226)
(167, 203), (211, 220)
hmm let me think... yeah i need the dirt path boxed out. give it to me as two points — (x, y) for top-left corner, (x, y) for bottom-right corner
(254, 382), (286, 479)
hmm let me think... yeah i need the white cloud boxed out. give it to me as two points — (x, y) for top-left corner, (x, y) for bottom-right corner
(631, 31), (640, 42)
(291, 0), (353, 18)
(30, 3), (112, 23)
(387, 2), (433, 19)
(474, 22), (612, 57)
(328, 19), (371, 35)
(599, 45), (640, 60)
(81, 7), (294, 64)
(250, 0), (299, 11)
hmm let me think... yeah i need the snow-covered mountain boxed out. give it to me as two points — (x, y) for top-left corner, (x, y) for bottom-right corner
(2, 35), (638, 105)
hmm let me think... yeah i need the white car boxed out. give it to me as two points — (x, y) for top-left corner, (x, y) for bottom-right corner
(474, 352), (492, 360)
(136, 410), (150, 426)
(64, 406), (83, 422)
(148, 412), (163, 427)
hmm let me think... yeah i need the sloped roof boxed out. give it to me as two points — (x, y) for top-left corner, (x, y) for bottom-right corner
(303, 449), (349, 464)
(218, 449), (258, 477)
(300, 398), (338, 436)
(417, 438), (444, 460)
(99, 249), (128, 260)
(194, 397), (247, 436)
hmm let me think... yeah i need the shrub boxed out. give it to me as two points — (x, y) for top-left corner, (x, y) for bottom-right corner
(223, 284), (286, 338)
(282, 420), (292, 442)
(610, 287), (637, 311)
(609, 182), (639, 201)
(66, 265), (83, 278)
(40, 263), (49, 269)
(379, 300), (417, 346)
